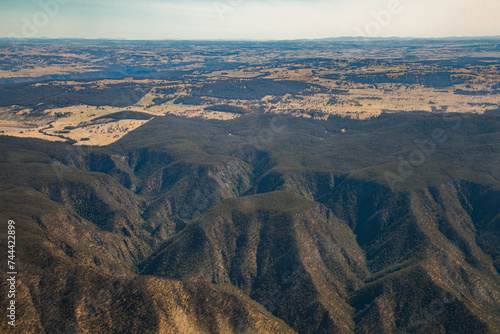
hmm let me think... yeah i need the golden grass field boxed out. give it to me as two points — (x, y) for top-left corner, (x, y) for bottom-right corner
(1, 41), (499, 146)
(1, 75), (498, 146)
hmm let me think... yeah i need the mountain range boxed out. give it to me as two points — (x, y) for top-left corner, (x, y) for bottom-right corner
(0, 112), (499, 333)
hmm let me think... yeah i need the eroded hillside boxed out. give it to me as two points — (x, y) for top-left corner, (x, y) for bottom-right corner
(1, 112), (499, 333)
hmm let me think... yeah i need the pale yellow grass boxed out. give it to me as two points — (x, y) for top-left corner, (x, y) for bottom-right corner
(0, 66), (97, 79)
(0, 120), (66, 142)
(69, 119), (150, 146)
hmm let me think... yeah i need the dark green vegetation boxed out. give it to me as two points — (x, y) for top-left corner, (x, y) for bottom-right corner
(92, 110), (154, 121)
(1, 111), (499, 333)
(344, 72), (469, 88)
(173, 95), (207, 106)
(0, 82), (152, 110)
(192, 79), (326, 100)
(204, 104), (248, 114)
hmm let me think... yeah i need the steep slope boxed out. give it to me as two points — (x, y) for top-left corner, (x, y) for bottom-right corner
(0, 252), (296, 334)
(0, 165), (150, 274)
(140, 191), (369, 334)
(138, 159), (253, 238)
(319, 179), (500, 333)
(139, 179), (500, 333)
(0, 180), (296, 334)
(1, 112), (499, 333)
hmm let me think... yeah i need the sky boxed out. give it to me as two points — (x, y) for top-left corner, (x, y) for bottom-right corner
(0, 0), (499, 40)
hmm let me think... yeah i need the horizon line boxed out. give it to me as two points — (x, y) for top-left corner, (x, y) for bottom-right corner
(1, 35), (500, 42)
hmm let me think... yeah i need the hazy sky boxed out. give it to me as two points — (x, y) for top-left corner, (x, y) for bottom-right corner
(1, 0), (499, 40)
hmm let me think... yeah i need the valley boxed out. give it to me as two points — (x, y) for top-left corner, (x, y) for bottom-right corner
(0, 38), (499, 333)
